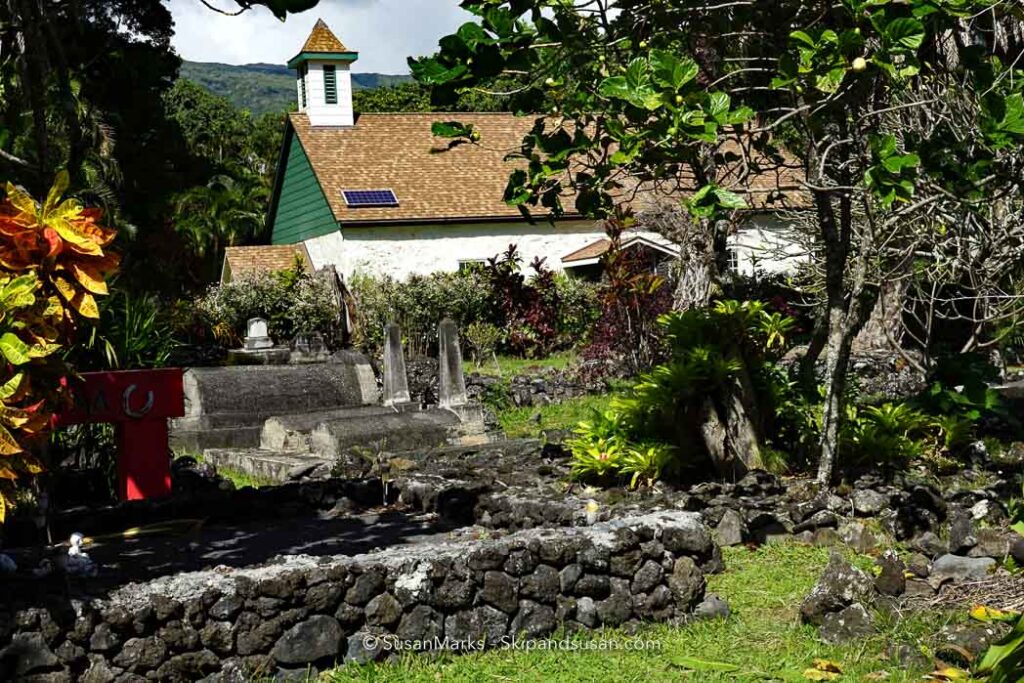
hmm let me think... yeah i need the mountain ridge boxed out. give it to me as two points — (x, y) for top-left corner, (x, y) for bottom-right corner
(180, 61), (412, 115)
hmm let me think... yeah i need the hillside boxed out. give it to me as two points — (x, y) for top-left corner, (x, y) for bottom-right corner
(180, 61), (412, 115)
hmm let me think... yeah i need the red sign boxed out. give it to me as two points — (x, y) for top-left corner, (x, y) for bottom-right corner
(54, 369), (185, 501)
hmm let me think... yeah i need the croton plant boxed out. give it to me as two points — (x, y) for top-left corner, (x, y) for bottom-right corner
(0, 172), (118, 522)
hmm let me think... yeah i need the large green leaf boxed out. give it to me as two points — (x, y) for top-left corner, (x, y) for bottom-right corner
(976, 614), (1024, 682)
(431, 121), (476, 139)
(885, 18), (926, 50)
(409, 57), (469, 86)
(650, 50), (699, 90)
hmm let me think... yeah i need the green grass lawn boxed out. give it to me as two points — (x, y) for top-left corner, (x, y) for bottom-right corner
(497, 394), (615, 439)
(325, 542), (962, 682)
(464, 351), (578, 378)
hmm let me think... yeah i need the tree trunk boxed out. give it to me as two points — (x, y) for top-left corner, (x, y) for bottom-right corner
(672, 218), (717, 310)
(853, 279), (906, 353)
(799, 310), (829, 390)
(698, 383), (764, 479)
(815, 302), (852, 485)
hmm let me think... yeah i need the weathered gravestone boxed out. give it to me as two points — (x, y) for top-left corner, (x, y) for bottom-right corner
(383, 323), (411, 406)
(438, 319), (467, 408)
(244, 317), (274, 350)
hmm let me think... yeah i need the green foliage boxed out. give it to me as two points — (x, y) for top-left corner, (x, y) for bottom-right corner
(566, 300), (798, 486)
(613, 301), (795, 449)
(196, 261), (342, 347)
(77, 289), (178, 370)
(1008, 483), (1024, 537)
(349, 265), (599, 359)
(975, 611), (1024, 682)
(496, 393), (615, 439)
(464, 321), (501, 366)
(565, 407), (676, 489)
(841, 402), (930, 466)
(349, 269), (492, 358)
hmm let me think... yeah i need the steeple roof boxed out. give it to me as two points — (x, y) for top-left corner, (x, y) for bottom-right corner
(288, 19), (357, 69)
(301, 19), (350, 54)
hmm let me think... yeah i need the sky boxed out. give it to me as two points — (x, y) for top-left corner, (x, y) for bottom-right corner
(167, 0), (475, 73)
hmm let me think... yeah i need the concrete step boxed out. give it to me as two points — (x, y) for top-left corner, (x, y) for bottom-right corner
(203, 448), (330, 483)
(310, 409), (466, 459)
(260, 404), (419, 450)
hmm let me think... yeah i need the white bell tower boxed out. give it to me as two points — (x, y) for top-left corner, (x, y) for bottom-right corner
(289, 19), (358, 127)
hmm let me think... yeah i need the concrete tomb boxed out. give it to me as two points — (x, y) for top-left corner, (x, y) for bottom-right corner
(175, 321), (490, 481)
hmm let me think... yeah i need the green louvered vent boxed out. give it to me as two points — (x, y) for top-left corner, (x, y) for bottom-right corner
(324, 65), (338, 105)
(299, 65), (307, 108)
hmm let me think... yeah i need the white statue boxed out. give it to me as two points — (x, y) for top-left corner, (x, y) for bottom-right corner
(66, 532), (97, 577)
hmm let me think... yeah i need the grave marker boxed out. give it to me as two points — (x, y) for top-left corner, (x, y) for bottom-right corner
(383, 322), (411, 406)
(438, 318), (467, 408)
(54, 369), (185, 501)
(244, 317), (273, 350)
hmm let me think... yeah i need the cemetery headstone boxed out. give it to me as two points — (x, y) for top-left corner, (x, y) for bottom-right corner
(244, 317), (274, 350)
(383, 323), (411, 406)
(438, 318), (468, 408)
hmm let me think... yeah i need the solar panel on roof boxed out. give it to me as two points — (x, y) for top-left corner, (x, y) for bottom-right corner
(342, 189), (399, 207)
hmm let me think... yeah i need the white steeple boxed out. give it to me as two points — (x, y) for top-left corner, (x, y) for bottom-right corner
(288, 19), (358, 127)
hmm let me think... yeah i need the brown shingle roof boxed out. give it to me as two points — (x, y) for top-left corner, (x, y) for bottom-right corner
(289, 111), (809, 225)
(290, 112), (541, 223)
(301, 19), (351, 53)
(222, 245), (311, 282)
(562, 235), (678, 264)
(562, 239), (611, 263)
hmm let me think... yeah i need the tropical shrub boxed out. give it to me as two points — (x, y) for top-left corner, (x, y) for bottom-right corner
(74, 289), (178, 370)
(582, 218), (673, 377)
(485, 245), (564, 357)
(349, 268), (492, 357)
(611, 300), (795, 472)
(565, 407), (678, 489)
(196, 261), (343, 348)
(0, 173), (118, 521)
(973, 606), (1024, 682)
(349, 255), (600, 359)
(465, 321), (501, 367)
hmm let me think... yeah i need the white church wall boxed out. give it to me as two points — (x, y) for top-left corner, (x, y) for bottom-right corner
(302, 214), (801, 282)
(729, 214), (807, 276)
(304, 220), (630, 281)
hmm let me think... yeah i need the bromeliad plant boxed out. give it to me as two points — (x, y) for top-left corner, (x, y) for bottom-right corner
(569, 300), (795, 485)
(0, 172), (118, 522)
(612, 300), (796, 477)
(566, 407), (676, 489)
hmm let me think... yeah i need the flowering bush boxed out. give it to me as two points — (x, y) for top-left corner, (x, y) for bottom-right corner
(196, 261), (343, 348)
(0, 173), (118, 521)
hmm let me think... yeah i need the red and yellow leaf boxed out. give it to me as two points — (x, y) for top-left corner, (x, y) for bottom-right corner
(68, 261), (108, 295)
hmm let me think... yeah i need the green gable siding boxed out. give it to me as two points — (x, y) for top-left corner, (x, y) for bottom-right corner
(271, 133), (338, 245)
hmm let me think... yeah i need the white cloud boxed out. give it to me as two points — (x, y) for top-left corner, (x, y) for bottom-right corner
(166, 0), (473, 73)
